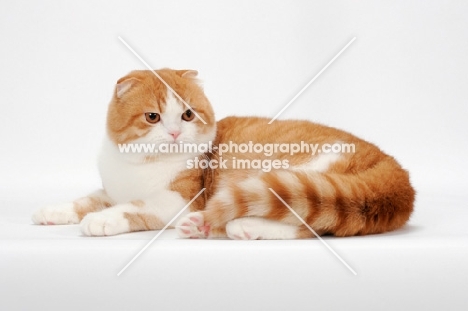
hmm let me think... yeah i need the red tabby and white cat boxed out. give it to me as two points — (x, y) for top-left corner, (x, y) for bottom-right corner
(32, 69), (415, 239)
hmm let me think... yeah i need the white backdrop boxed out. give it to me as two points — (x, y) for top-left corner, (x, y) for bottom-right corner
(1, 0), (468, 309)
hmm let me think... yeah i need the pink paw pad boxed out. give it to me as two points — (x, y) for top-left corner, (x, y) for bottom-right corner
(189, 216), (204, 226)
(176, 212), (210, 238)
(199, 225), (210, 236)
(180, 228), (191, 235)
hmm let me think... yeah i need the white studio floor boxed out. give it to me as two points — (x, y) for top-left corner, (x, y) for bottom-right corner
(1, 184), (467, 311)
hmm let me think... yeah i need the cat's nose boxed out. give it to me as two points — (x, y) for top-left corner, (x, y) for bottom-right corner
(169, 131), (181, 140)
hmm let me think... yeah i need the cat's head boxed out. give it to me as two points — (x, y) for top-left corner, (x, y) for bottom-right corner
(106, 69), (216, 157)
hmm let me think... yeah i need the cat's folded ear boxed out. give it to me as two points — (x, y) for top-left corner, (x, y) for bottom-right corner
(175, 70), (198, 79)
(115, 77), (140, 99)
(176, 70), (203, 88)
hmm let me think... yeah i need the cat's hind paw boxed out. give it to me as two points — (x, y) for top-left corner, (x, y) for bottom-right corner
(80, 211), (129, 236)
(226, 218), (260, 240)
(32, 203), (79, 225)
(176, 212), (210, 239)
(226, 217), (299, 240)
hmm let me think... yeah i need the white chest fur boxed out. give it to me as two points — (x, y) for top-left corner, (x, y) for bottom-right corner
(98, 137), (189, 204)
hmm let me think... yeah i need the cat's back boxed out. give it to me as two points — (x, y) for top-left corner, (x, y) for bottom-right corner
(215, 116), (360, 145)
(214, 116), (391, 174)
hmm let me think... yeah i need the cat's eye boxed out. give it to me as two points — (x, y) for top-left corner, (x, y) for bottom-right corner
(145, 112), (160, 124)
(182, 109), (195, 121)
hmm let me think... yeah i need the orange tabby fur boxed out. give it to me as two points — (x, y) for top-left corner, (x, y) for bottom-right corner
(198, 117), (415, 237)
(32, 69), (415, 239)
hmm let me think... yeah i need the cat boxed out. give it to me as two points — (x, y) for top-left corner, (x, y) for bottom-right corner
(32, 68), (415, 239)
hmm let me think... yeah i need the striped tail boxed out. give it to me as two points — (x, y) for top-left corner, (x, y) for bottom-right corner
(203, 156), (415, 237)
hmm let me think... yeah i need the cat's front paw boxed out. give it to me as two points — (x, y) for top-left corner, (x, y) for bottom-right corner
(176, 212), (210, 239)
(32, 203), (79, 225)
(80, 211), (129, 236)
